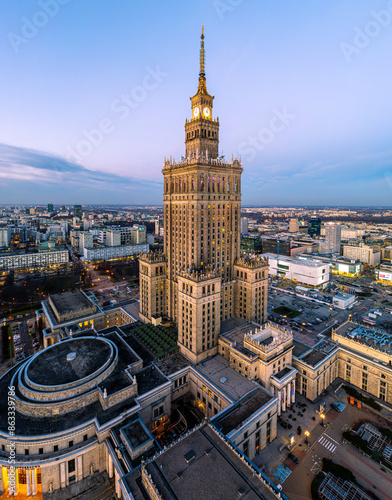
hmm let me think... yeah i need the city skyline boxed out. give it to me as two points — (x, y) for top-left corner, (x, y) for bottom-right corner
(1, 1), (391, 205)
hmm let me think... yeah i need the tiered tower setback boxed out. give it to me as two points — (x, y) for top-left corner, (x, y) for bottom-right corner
(139, 27), (268, 363)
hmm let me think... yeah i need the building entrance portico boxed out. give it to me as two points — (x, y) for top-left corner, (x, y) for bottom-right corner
(1, 467), (42, 499)
(270, 367), (297, 416)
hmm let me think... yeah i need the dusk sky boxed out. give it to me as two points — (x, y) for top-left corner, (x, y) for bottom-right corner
(1, 0), (391, 206)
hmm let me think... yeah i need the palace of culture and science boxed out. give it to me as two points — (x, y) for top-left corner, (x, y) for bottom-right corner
(3, 27), (392, 500)
(139, 27), (269, 363)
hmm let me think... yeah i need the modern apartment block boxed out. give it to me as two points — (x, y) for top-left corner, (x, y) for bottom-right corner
(343, 243), (381, 266)
(139, 28), (268, 363)
(0, 249), (69, 271)
(322, 223), (341, 254)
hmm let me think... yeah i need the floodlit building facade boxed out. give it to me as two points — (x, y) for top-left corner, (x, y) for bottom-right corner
(139, 28), (268, 363)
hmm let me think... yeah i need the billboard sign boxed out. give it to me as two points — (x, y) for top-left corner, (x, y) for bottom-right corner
(379, 272), (392, 282)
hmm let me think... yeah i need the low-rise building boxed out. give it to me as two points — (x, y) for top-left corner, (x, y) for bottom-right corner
(263, 253), (329, 286)
(297, 253), (362, 276)
(0, 248), (69, 271)
(82, 242), (149, 261)
(332, 293), (356, 310)
(376, 264), (392, 285)
(292, 339), (339, 401)
(219, 321), (297, 416)
(41, 290), (137, 346)
(332, 321), (392, 405)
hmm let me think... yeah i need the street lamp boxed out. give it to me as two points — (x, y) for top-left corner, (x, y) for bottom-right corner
(320, 413), (326, 427)
(304, 430), (310, 445)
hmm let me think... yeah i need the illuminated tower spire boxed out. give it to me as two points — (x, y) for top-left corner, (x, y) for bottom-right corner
(197, 25), (208, 94)
(200, 25), (205, 77)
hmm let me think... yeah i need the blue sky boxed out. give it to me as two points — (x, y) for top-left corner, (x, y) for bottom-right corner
(1, 0), (391, 205)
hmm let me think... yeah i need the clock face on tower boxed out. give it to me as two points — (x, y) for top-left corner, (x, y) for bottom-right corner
(203, 106), (211, 118)
(193, 107), (200, 118)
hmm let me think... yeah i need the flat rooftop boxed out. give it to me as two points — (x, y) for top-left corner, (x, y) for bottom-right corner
(292, 340), (311, 358)
(334, 321), (392, 355)
(263, 253), (327, 268)
(135, 365), (168, 395)
(122, 419), (151, 450)
(275, 366), (292, 379)
(50, 290), (94, 315)
(155, 353), (192, 376)
(195, 355), (260, 402)
(220, 316), (249, 334)
(301, 350), (329, 366)
(126, 424), (280, 500)
(214, 388), (274, 435)
(120, 301), (139, 319)
(293, 338), (338, 367)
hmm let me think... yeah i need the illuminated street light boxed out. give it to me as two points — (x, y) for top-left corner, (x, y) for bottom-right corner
(320, 413), (326, 427)
(304, 430), (310, 444)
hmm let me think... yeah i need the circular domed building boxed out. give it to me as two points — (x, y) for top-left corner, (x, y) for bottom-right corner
(0, 329), (168, 498)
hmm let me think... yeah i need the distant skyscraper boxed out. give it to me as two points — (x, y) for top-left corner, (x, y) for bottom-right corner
(74, 204), (82, 219)
(47, 203), (54, 213)
(289, 218), (299, 233)
(324, 223), (342, 254)
(240, 217), (249, 234)
(139, 27), (269, 364)
(308, 217), (321, 237)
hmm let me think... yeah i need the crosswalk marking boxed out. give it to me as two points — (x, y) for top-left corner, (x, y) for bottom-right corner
(318, 434), (339, 453)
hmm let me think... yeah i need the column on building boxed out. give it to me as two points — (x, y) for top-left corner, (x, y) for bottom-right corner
(286, 382), (291, 409)
(32, 469), (37, 497)
(114, 469), (121, 498)
(27, 470), (31, 497)
(14, 469), (19, 497)
(77, 456), (83, 482)
(282, 386), (286, 413)
(108, 454), (114, 479)
(291, 378), (296, 403)
(60, 462), (66, 489)
(277, 389), (281, 416)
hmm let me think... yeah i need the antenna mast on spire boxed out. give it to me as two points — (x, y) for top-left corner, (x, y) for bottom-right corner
(200, 25), (205, 77)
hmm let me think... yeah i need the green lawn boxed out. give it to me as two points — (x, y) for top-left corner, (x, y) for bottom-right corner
(272, 305), (301, 319)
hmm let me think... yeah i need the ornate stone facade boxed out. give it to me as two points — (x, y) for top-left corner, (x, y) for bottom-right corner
(139, 28), (268, 364)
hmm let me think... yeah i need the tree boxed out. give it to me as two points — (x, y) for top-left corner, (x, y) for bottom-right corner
(297, 426), (302, 436)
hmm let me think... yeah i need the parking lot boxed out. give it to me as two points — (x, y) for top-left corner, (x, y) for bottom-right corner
(11, 318), (41, 365)
(268, 287), (345, 340)
(268, 276), (392, 343)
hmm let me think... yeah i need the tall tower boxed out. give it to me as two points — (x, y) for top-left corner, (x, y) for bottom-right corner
(185, 26), (219, 159)
(139, 27), (268, 364)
